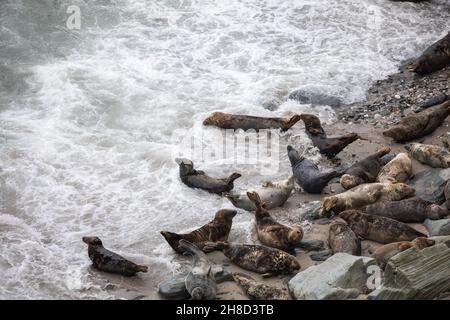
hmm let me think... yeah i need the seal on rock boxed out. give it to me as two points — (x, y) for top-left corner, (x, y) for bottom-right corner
(365, 197), (448, 223)
(383, 101), (450, 142)
(376, 152), (412, 183)
(373, 237), (435, 269)
(340, 146), (391, 189)
(224, 176), (294, 211)
(327, 218), (361, 255)
(203, 241), (300, 277)
(160, 209), (238, 254)
(405, 142), (450, 168)
(247, 191), (303, 252)
(407, 32), (450, 75)
(322, 182), (415, 215)
(287, 145), (341, 193)
(203, 112), (301, 131)
(178, 240), (217, 300)
(233, 273), (290, 300)
(176, 158), (241, 194)
(82, 236), (148, 276)
(299, 114), (360, 158)
(339, 210), (426, 244)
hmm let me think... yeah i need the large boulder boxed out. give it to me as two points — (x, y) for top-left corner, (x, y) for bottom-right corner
(424, 218), (450, 236)
(410, 168), (450, 204)
(288, 253), (374, 300)
(369, 244), (450, 300)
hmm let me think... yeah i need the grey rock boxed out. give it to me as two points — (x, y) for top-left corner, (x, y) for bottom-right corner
(288, 89), (342, 107)
(158, 275), (190, 300)
(424, 218), (450, 236)
(369, 244), (450, 300)
(410, 168), (450, 204)
(299, 201), (323, 221)
(309, 249), (333, 261)
(289, 253), (375, 300)
(211, 264), (234, 283)
(429, 235), (450, 248)
(298, 239), (325, 251)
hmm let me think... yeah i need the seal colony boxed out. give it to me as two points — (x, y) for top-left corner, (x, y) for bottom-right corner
(76, 8), (450, 302)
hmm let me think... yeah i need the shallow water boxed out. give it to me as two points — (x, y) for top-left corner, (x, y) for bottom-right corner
(0, 0), (449, 299)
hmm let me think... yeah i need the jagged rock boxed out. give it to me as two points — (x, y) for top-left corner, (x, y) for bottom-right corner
(298, 239), (325, 251)
(299, 201), (323, 220)
(369, 244), (450, 300)
(309, 249), (333, 261)
(410, 168), (450, 204)
(288, 253), (375, 300)
(424, 218), (450, 236)
(158, 264), (233, 300)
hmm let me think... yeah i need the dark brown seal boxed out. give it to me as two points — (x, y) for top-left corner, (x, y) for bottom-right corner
(373, 237), (435, 269)
(233, 273), (289, 300)
(407, 32), (450, 75)
(82, 236), (148, 276)
(383, 101), (450, 142)
(160, 209), (238, 254)
(203, 112), (301, 131)
(340, 145), (391, 189)
(364, 197), (448, 223)
(176, 158), (241, 194)
(203, 241), (300, 277)
(247, 191), (303, 252)
(327, 218), (361, 255)
(299, 114), (359, 158)
(339, 210), (426, 244)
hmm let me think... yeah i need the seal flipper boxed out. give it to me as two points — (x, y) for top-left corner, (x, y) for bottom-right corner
(282, 114), (302, 131)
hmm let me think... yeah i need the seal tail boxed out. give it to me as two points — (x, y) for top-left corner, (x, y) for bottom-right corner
(226, 172), (242, 185)
(202, 241), (228, 253)
(374, 145), (391, 158)
(135, 265), (148, 273)
(283, 114), (302, 130)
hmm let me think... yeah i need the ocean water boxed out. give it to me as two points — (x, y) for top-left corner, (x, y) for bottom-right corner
(0, 0), (449, 299)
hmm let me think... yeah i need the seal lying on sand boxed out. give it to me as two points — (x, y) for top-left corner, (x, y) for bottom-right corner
(322, 182), (415, 215)
(82, 236), (148, 276)
(287, 145), (341, 193)
(224, 176), (294, 211)
(376, 152), (412, 183)
(299, 114), (359, 158)
(203, 112), (301, 131)
(365, 197), (448, 223)
(160, 209), (237, 254)
(339, 210), (426, 244)
(176, 158), (241, 194)
(178, 240), (216, 300)
(233, 273), (289, 300)
(405, 142), (450, 168)
(407, 32), (450, 75)
(247, 191), (303, 252)
(373, 237), (435, 269)
(203, 241), (300, 277)
(327, 218), (361, 255)
(340, 146), (391, 189)
(383, 101), (450, 142)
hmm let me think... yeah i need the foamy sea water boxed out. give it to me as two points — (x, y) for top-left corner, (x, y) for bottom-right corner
(0, 0), (449, 299)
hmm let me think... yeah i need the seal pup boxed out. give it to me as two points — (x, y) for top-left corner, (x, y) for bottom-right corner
(406, 32), (450, 75)
(414, 94), (449, 113)
(365, 197), (448, 223)
(299, 114), (359, 158)
(224, 176), (295, 211)
(327, 218), (361, 255)
(247, 191), (303, 252)
(287, 145), (341, 193)
(176, 158), (241, 194)
(160, 209), (238, 254)
(405, 142), (450, 168)
(233, 273), (290, 300)
(383, 101), (450, 142)
(178, 240), (216, 300)
(322, 182), (415, 215)
(203, 241), (300, 277)
(340, 146), (391, 189)
(376, 152), (412, 183)
(339, 210), (426, 244)
(373, 237), (435, 269)
(203, 112), (301, 131)
(82, 236), (148, 276)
